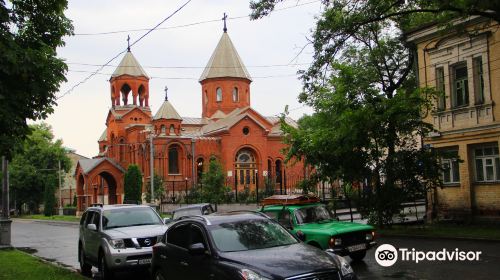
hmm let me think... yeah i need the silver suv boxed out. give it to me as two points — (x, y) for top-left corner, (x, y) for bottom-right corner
(78, 204), (168, 279)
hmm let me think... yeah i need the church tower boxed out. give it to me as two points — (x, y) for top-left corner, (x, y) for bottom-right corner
(199, 16), (252, 119)
(109, 47), (150, 107)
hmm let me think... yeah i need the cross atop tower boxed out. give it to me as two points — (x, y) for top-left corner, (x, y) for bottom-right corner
(127, 35), (131, 52)
(164, 86), (169, 101)
(222, 13), (228, 33)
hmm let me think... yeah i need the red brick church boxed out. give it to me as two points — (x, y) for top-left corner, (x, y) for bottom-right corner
(74, 26), (305, 212)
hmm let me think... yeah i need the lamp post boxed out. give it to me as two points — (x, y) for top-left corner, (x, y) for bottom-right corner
(141, 129), (155, 204)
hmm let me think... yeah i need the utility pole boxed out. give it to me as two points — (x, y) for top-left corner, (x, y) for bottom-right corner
(58, 160), (63, 215)
(1, 156), (12, 247)
(149, 133), (154, 204)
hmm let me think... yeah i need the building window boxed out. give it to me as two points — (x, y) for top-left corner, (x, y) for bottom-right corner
(474, 145), (500, 182)
(161, 125), (166, 135)
(242, 126), (249, 135)
(473, 56), (484, 104)
(169, 124), (175, 135)
(168, 145), (180, 174)
(452, 63), (469, 107)
(216, 87), (222, 102)
(232, 87), (239, 102)
(435, 67), (445, 110)
(441, 151), (460, 184)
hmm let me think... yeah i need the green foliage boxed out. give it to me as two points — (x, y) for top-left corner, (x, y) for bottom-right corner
(297, 178), (316, 195)
(144, 174), (165, 203)
(0, 1), (73, 159)
(201, 159), (227, 206)
(124, 165), (142, 203)
(263, 176), (275, 197)
(9, 123), (71, 214)
(43, 183), (55, 216)
(72, 194), (77, 207)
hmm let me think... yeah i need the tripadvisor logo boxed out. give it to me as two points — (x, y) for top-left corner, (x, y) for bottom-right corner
(375, 244), (482, 267)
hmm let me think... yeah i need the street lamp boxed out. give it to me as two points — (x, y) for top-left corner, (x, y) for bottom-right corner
(141, 129), (155, 204)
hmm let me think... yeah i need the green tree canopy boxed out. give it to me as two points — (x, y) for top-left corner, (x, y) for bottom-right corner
(9, 123), (71, 214)
(124, 164), (142, 204)
(202, 159), (227, 207)
(0, 0), (73, 159)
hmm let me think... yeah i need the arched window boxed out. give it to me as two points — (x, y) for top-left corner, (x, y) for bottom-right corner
(197, 158), (204, 183)
(168, 145), (180, 174)
(169, 124), (175, 135)
(216, 87), (222, 102)
(275, 160), (282, 184)
(232, 87), (239, 102)
(120, 83), (131, 105)
(161, 125), (166, 135)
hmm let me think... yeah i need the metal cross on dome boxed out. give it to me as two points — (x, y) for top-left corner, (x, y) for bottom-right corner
(127, 35), (131, 51)
(164, 86), (168, 101)
(222, 12), (228, 32)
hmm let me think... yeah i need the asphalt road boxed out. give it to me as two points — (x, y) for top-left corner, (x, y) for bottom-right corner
(10, 219), (500, 280)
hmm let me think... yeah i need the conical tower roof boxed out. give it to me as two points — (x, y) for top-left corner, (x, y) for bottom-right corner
(112, 51), (149, 78)
(154, 100), (182, 120)
(199, 32), (252, 82)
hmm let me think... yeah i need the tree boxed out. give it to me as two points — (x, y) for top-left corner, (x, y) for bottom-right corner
(124, 165), (142, 204)
(201, 159), (227, 210)
(144, 174), (165, 204)
(43, 183), (55, 216)
(9, 123), (71, 214)
(0, 0), (73, 159)
(250, 0), (446, 226)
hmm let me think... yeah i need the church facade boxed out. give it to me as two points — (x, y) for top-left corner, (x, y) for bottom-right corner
(74, 28), (305, 212)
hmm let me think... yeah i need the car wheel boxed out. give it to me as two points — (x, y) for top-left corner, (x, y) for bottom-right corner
(350, 250), (367, 261)
(154, 270), (167, 280)
(98, 252), (114, 280)
(79, 244), (92, 276)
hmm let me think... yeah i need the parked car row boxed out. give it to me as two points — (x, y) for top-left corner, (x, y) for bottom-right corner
(78, 195), (375, 280)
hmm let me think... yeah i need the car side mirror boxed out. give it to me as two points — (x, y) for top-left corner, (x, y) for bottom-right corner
(163, 217), (171, 224)
(87, 224), (97, 231)
(295, 230), (306, 242)
(188, 243), (206, 256)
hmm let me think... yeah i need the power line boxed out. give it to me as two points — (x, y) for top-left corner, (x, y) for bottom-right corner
(57, 0), (192, 100)
(66, 62), (311, 69)
(73, 0), (322, 36)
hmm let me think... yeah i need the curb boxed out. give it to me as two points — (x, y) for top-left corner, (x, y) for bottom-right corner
(378, 233), (500, 243)
(12, 218), (79, 226)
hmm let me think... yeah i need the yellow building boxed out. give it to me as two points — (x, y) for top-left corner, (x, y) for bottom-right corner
(406, 16), (500, 222)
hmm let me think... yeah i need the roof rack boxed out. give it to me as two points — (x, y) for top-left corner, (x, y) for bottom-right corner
(176, 215), (212, 225)
(260, 194), (320, 207)
(90, 203), (103, 208)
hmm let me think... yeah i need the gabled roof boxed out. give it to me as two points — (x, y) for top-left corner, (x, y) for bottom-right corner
(154, 100), (182, 120)
(98, 129), (107, 142)
(112, 51), (149, 78)
(199, 32), (252, 82)
(182, 117), (208, 126)
(201, 107), (271, 135)
(77, 158), (125, 175)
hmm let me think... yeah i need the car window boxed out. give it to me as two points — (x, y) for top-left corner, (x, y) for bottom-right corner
(294, 205), (334, 224)
(278, 211), (291, 226)
(202, 205), (214, 215)
(80, 212), (88, 225)
(172, 208), (202, 219)
(262, 211), (278, 220)
(209, 219), (297, 252)
(84, 211), (94, 226)
(190, 224), (208, 248)
(92, 212), (101, 230)
(102, 207), (162, 230)
(167, 224), (190, 249)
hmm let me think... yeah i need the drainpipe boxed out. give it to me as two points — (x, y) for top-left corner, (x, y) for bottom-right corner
(191, 138), (196, 187)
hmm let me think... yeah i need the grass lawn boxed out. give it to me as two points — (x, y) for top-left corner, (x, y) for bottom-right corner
(0, 249), (86, 280)
(17, 215), (80, 223)
(378, 223), (500, 240)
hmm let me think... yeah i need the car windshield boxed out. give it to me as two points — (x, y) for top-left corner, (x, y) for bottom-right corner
(294, 205), (335, 224)
(209, 219), (298, 252)
(102, 207), (162, 229)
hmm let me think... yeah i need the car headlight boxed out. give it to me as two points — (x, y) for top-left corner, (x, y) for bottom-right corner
(109, 239), (126, 249)
(329, 236), (342, 248)
(338, 255), (354, 276)
(366, 231), (375, 241)
(240, 269), (271, 280)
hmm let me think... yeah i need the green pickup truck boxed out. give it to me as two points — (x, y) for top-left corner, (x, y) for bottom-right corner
(260, 195), (376, 260)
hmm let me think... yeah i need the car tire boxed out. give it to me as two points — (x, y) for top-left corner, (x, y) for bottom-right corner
(154, 270), (167, 280)
(79, 244), (92, 277)
(350, 250), (367, 261)
(99, 252), (114, 280)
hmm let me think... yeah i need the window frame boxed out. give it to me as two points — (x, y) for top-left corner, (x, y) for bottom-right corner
(168, 145), (180, 175)
(451, 62), (469, 108)
(435, 67), (445, 110)
(441, 157), (460, 185)
(216, 87), (222, 102)
(473, 56), (484, 105)
(232, 87), (239, 102)
(474, 145), (500, 183)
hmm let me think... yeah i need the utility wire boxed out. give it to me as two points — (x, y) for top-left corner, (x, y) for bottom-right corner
(57, 0), (192, 100)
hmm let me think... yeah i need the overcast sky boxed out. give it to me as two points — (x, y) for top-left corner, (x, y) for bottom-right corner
(44, 0), (321, 158)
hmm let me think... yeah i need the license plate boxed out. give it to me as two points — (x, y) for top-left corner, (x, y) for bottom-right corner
(347, 243), (366, 252)
(138, 258), (151, 265)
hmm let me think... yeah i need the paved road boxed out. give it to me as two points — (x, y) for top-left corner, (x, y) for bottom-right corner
(11, 219), (500, 280)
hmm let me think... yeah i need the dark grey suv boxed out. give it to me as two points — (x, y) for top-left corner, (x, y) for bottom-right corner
(78, 204), (168, 279)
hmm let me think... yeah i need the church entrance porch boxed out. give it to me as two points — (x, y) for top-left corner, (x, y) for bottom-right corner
(234, 148), (258, 193)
